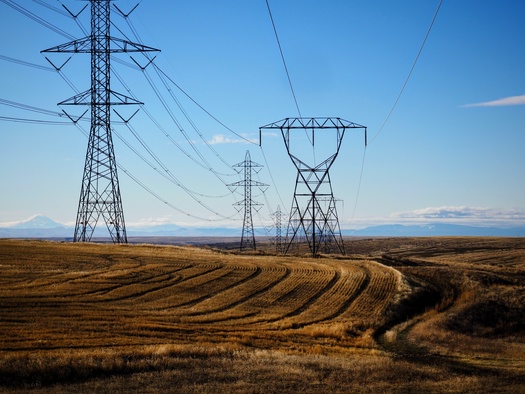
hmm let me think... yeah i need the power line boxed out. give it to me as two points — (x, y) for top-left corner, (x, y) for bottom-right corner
(111, 66), (235, 178)
(0, 0), (76, 40)
(74, 122), (239, 223)
(153, 64), (258, 146)
(0, 98), (64, 117)
(0, 54), (55, 72)
(117, 10), (257, 146)
(265, 0), (302, 119)
(349, 0), (443, 230)
(0, 116), (71, 125)
(259, 145), (286, 211)
(368, 0), (443, 145)
(122, 122), (237, 214)
(3, 1), (241, 225)
(32, 0), (69, 17)
(121, 13), (256, 167)
(349, 147), (367, 225)
(140, 67), (234, 185)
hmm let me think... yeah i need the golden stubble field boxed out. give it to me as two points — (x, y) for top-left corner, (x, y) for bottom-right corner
(0, 237), (524, 393)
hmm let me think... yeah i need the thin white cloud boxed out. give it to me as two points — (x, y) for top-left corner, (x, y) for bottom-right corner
(461, 94), (525, 108)
(208, 134), (258, 145)
(342, 206), (525, 229)
(390, 206), (525, 226)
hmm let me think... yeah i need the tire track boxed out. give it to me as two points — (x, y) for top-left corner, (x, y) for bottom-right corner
(176, 266), (262, 310)
(184, 265), (291, 321)
(294, 265), (371, 327)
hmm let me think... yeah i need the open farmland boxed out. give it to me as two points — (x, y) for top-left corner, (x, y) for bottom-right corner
(0, 238), (524, 393)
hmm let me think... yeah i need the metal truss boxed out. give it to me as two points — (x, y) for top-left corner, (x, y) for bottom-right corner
(42, 1), (159, 243)
(228, 151), (268, 251)
(260, 117), (366, 256)
(270, 205), (284, 254)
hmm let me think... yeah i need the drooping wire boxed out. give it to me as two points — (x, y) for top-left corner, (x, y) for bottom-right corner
(153, 64), (258, 146)
(74, 123), (238, 222)
(349, 0), (443, 228)
(349, 147), (367, 225)
(120, 14), (249, 174)
(265, 0), (302, 119)
(111, 66), (236, 179)
(368, 0), (443, 145)
(1, 1), (240, 224)
(0, 0), (76, 40)
(0, 54), (55, 72)
(150, 63), (237, 170)
(140, 67), (233, 186)
(0, 98), (63, 117)
(108, 12), (237, 182)
(259, 145), (286, 211)
(265, 0), (315, 167)
(116, 8), (257, 147)
(0, 98), (81, 125)
(32, 0), (69, 17)
(0, 116), (71, 125)
(121, 121), (233, 201)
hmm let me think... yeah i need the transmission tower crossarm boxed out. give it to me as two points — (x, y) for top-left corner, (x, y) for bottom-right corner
(41, 37), (159, 54)
(58, 90), (144, 106)
(260, 117), (366, 130)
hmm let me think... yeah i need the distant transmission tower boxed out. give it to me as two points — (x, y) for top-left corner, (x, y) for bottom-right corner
(260, 118), (366, 256)
(42, 1), (159, 243)
(229, 151), (268, 251)
(270, 205), (283, 253)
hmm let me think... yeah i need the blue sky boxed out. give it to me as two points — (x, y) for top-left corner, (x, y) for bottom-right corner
(1, 0), (524, 231)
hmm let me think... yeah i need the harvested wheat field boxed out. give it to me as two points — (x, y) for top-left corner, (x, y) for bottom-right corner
(0, 237), (524, 393)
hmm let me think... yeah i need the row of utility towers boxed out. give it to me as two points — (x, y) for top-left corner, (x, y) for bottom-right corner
(45, 0), (366, 256)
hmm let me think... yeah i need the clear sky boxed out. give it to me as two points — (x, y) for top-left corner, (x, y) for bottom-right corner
(1, 0), (524, 232)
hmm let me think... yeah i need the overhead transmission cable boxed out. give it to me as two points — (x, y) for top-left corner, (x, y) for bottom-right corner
(0, 0), (76, 40)
(122, 121), (233, 201)
(74, 122), (238, 222)
(6, 1), (241, 221)
(32, 0), (69, 17)
(261, 0), (308, 220)
(114, 7), (257, 146)
(153, 65), (258, 145)
(1, 98), (63, 117)
(120, 14), (244, 175)
(0, 97), (82, 125)
(0, 116), (72, 125)
(111, 67), (236, 179)
(0, 54), (54, 72)
(140, 67), (232, 185)
(109, 13), (238, 184)
(265, 0), (302, 119)
(58, 3), (221, 182)
(368, 0), (443, 145)
(349, 0), (443, 227)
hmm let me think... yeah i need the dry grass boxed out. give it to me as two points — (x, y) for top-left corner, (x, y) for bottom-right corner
(0, 237), (524, 392)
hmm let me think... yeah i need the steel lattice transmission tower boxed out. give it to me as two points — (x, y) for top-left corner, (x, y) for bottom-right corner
(260, 118), (366, 256)
(270, 205), (284, 253)
(228, 151), (268, 251)
(42, 1), (159, 243)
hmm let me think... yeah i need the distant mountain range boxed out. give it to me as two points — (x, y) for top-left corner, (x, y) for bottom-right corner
(0, 215), (523, 238)
(0, 215), (239, 238)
